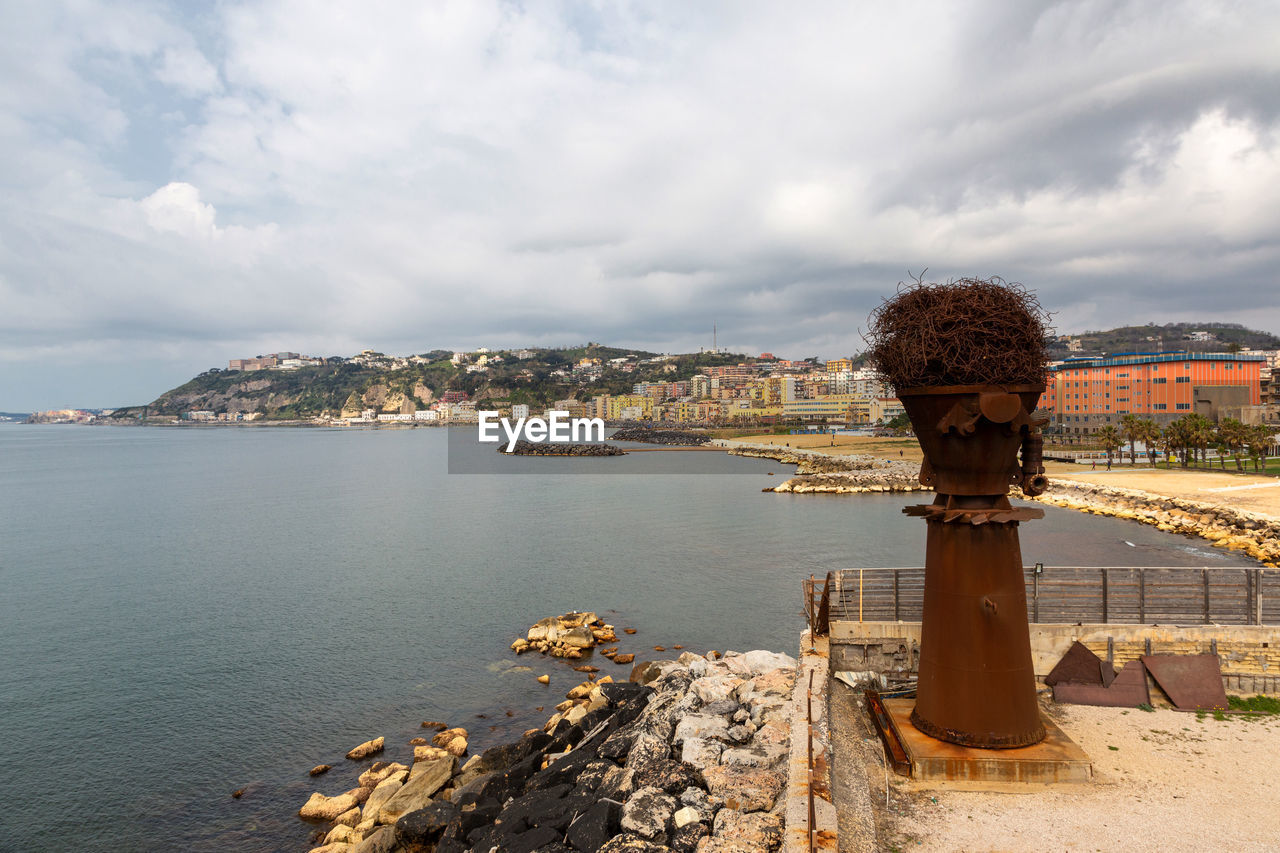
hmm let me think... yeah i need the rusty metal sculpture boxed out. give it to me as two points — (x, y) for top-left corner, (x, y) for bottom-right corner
(867, 276), (1051, 748)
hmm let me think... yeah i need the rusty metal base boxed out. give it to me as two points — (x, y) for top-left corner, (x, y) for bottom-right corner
(882, 698), (1092, 786)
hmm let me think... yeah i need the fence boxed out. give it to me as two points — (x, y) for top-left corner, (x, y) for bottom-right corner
(804, 566), (1277, 636)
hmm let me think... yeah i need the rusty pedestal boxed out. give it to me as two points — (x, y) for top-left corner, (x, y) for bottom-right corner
(901, 384), (1047, 749)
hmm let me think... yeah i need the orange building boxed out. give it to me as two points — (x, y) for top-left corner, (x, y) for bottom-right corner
(1044, 353), (1263, 436)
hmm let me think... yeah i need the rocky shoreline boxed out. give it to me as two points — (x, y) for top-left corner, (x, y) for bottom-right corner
(1033, 480), (1280, 567)
(716, 441), (924, 494)
(298, 647), (797, 853)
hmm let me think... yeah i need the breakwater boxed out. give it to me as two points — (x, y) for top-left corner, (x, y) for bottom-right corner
(716, 441), (924, 494)
(299, 649), (797, 852)
(609, 428), (711, 446)
(502, 440), (627, 456)
(1032, 480), (1280, 567)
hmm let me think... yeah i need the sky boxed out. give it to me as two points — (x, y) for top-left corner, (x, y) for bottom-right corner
(3, 1), (1280, 411)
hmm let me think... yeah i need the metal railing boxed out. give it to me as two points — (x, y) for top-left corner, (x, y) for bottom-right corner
(805, 566), (1275, 635)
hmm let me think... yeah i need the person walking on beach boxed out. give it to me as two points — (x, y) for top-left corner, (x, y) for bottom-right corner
(1092, 459), (1096, 470)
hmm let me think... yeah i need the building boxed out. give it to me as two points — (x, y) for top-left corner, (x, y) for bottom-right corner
(511, 404), (530, 420)
(1046, 352), (1265, 436)
(825, 358), (855, 373)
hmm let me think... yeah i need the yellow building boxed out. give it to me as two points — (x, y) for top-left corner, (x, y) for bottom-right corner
(782, 394), (862, 422)
(606, 395), (654, 420)
(826, 358), (855, 373)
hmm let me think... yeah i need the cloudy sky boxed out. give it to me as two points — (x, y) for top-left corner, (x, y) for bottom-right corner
(3, 1), (1280, 410)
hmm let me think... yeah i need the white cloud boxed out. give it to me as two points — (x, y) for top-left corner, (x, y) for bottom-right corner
(3, 0), (1280, 408)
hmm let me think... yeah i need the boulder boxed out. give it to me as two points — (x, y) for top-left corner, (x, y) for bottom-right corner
(299, 791), (361, 822)
(673, 714), (729, 744)
(670, 821), (708, 853)
(621, 786), (676, 841)
(394, 800), (459, 846)
(431, 727), (468, 747)
(361, 775), (404, 825)
(565, 798), (623, 852)
(711, 808), (783, 850)
(351, 825), (397, 853)
(701, 765), (784, 813)
(346, 737), (385, 761)
(689, 676), (743, 704)
(357, 762), (407, 788)
(380, 756), (455, 822)
(309, 764), (332, 777)
(679, 737), (724, 770)
(614, 653), (636, 665)
(414, 745), (451, 762)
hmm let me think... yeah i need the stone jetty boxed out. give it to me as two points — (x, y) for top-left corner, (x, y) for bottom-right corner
(502, 441), (626, 456)
(300, 649), (797, 853)
(717, 441), (923, 494)
(609, 428), (711, 446)
(1033, 480), (1280, 567)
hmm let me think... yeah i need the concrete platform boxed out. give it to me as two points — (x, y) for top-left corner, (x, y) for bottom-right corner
(882, 698), (1092, 788)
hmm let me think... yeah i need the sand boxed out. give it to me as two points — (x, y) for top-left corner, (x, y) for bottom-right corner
(879, 703), (1280, 852)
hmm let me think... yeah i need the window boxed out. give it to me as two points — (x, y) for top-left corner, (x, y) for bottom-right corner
(1152, 377), (1167, 384)
(1175, 376), (1190, 383)
(1176, 403), (1190, 410)
(1154, 404), (1167, 410)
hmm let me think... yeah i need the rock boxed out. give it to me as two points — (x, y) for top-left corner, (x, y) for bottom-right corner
(673, 714), (730, 745)
(597, 836), (673, 852)
(358, 762), (407, 788)
(421, 720), (448, 730)
(680, 737), (724, 770)
(324, 823), (356, 845)
(720, 744), (787, 768)
(299, 791), (361, 822)
(444, 736), (469, 758)
(621, 786), (676, 841)
(614, 653), (636, 664)
(334, 807), (362, 827)
(379, 756), (455, 822)
(690, 675), (743, 704)
(539, 674), (552, 684)
(361, 775), (404, 825)
(710, 809), (783, 850)
(414, 745), (451, 762)
(231, 788), (244, 799)
(599, 765), (637, 799)
(306, 844), (352, 853)
(561, 625), (597, 648)
(566, 798), (624, 852)
(749, 668), (795, 697)
(672, 806), (700, 829)
(351, 825), (397, 853)
(431, 727), (468, 747)
(309, 764), (332, 777)
(408, 737), (429, 746)
(624, 628), (637, 634)
(394, 801), (458, 846)
(633, 759), (704, 795)
(671, 821), (708, 853)
(345, 737), (385, 762)
(701, 765), (784, 812)
(575, 665), (600, 673)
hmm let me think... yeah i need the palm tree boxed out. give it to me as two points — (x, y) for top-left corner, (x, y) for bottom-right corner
(1166, 416), (1193, 467)
(1218, 418), (1248, 472)
(1135, 418), (1160, 466)
(1120, 414), (1141, 466)
(1097, 425), (1122, 470)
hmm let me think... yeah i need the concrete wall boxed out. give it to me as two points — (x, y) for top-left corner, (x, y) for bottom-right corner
(831, 620), (1280, 695)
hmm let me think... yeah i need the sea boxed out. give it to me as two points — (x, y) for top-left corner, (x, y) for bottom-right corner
(0, 424), (1255, 851)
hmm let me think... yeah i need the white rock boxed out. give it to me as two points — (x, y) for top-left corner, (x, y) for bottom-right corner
(361, 775), (404, 825)
(690, 675), (743, 704)
(680, 737), (724, 770)
(741, 650), (797, 675)
(673, 714), (730, 744)
(673, 805), (700, 828)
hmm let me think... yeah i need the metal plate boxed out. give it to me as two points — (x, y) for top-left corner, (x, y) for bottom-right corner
(1053, 660), (1150, 708)
(1141, 654), (1229, 711)
(1044, 641), (1113, 687)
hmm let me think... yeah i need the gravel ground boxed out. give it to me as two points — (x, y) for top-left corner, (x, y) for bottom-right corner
(880, 701), (1280, 853)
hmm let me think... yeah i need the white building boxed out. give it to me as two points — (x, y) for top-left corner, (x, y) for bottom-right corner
(511, 404), (530, 420)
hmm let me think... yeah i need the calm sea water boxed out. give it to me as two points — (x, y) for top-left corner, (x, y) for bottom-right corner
(0, 425), (1252, 851)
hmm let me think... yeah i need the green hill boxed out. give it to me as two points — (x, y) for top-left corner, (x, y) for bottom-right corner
(105, 345), (752, 421)
(1047, 322), (1280, 360)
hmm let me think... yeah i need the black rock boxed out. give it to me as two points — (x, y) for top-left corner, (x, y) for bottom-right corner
(598, 728), (637, 762)
(395, 801), (458, 845)
(632, 759), (704, 795)
(575, 758), (618, 792)
(433, 837), (467, 853)
(506, 824), (564, 853)
(476, 731), (554, 774)
(528, 743), (603, 790)
(597, 832), (674, 852)
(670, 820), (709, 853)
(599, 682), (653, 705)
(501, 784), (573, 830)
(565, 798), (623, 852)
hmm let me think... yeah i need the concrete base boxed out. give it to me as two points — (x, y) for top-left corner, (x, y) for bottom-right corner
(882, 698), (1092, 788)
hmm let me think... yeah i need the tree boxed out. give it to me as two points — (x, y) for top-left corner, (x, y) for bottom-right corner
(1136, 418), (1161, 466)
(1120, 414), (1142, 466)
(1217, 418), (1248, 472)
(1097, 426), (1122, 470)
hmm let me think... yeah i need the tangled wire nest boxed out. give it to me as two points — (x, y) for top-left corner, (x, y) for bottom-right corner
(866, 276), (1051, 391)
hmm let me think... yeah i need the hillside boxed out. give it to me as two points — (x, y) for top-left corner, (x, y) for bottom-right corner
(104, 345), (751, 421)
(1047, 322), (1280, 360)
